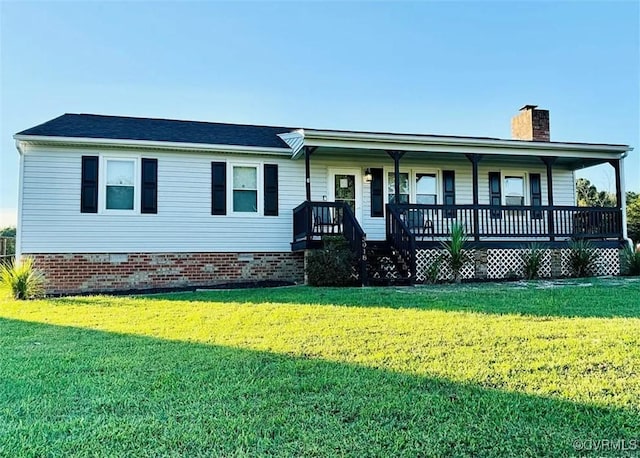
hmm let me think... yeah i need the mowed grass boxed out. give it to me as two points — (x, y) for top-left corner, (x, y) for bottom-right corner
(1, 279), (639, 456)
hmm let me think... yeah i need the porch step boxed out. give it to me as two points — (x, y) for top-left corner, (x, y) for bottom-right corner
(366, 242), (411, 286)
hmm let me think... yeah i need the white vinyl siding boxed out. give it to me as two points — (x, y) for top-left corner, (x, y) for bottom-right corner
(478, 162), (575, 207)
(20, 146), (303, 253)
(307, 154), (473, 241)
(19, 145), (582, 252)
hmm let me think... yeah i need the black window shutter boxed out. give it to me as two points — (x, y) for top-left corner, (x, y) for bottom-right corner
(370, 168), (384, 217)
(81, 156), (99, 213)
(443, 170), (456, 218)
(211, 162), (227, 215)
(264, 164), (278, 216)
(141, 158), (158, 214)
(489, 172), (502, 219)
(530, 173), (542, 219)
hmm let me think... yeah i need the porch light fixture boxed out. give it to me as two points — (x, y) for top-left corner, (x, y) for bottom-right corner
(363, 168), (373, 183)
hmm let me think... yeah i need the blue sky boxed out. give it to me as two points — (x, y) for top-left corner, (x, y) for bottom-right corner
(1, 1), (638, 226)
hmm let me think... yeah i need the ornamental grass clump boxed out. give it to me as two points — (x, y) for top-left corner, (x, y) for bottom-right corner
(621, 244), (640, 276)
(440, 222), (472, 283)
(0, 257), (44, 300)
(521, 243), (545, 280)
(567, 239), (599, 278)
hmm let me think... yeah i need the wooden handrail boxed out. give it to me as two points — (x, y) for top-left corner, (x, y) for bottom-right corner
(386, 204), (416, 282)
(387, 204), (623, 240)
(292, 201), (367, 284)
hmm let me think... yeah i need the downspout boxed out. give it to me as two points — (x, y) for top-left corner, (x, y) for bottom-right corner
(14, 140), (25, 260)
(619, 151), (632, 249)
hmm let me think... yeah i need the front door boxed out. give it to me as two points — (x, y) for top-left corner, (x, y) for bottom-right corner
(329, 169), (362, 222)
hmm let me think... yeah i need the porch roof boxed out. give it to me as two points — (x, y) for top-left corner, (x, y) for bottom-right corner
(282, 128), (631, 167)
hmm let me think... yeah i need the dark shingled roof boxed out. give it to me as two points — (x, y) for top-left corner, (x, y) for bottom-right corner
(16, 114), (295, 149)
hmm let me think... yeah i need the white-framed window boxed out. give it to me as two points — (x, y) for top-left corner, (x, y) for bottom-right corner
(230, 163), (260, 214)
(104, 158), (138, 212)
(386, 169), (439, 205)
(504, 174), (526, 206)
(387, 171), (409, 204)
(415, 173), (437, 204)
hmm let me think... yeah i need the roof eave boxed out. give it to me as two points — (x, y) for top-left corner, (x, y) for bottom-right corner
(13, 134), (293, 155)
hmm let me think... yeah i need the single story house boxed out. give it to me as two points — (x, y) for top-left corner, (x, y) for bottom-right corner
(14, 105), (633, 293)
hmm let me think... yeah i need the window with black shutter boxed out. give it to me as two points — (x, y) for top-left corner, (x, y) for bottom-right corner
(370, 168), (384, 217)
(81, 156), (99, 213)
(489, 172), (502, 219)
(443, 170), (456, 218)
(141, 158), (158, 214)
(211, 162), (227, 215)
(530, 173), (542, 219)
(264, 164), (278, 216)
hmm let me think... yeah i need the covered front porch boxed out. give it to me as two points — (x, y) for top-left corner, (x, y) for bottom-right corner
(282, 125), (630, 283)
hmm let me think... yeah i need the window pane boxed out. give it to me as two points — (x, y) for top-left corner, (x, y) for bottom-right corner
(334, 175), (355, 201)
(416, 174), (436, 205)
(233, 166), (257, 190)
(106, 186), (134, 210)
(233, 190), (257, 212)
(416, 194), (436, 205)
(416, 174), (436, 195)
(388, 193), (409, 204)
(504, 177), (524, 197)
(388, 172), (409, 204)
(107, 160), (134, 186)
(505, 196), (524, 206)
(388, 172), (409, 194)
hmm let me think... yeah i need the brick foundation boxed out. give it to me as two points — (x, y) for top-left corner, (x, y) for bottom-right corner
(29, 252), (305, 295)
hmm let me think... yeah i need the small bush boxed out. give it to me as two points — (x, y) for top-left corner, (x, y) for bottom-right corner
(567, 239), (599, 278)
(521, 243), (545, 280)
(306, 236), (356, 286)
(621, 244), (640, 276)
(1, 257), (44, 300)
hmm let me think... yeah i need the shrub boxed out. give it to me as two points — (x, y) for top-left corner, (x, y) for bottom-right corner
(521, 243), (545, 280)
(440, 223), (472, 283)
(422, 257), (442, 284)
(306, 236), (357, 286)
(621, 244), (640, 276)
(0, 257), (44, 300)
(567, 239), (599, 278)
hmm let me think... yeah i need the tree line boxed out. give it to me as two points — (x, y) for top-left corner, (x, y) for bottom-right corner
(576, 178), (639, 244)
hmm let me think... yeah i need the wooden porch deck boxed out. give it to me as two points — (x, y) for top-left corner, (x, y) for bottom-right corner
(292, 201), (624, 285)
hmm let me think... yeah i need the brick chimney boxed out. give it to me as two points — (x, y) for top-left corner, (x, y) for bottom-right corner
(511, 105), (550, 142)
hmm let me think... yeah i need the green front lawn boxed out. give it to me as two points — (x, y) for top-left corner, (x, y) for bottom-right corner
(1, 279), (639, 456)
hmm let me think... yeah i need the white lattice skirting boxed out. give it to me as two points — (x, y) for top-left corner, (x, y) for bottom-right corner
(487, 249), (552, 279)
(560, 248), (620, 277)
(415, 247), (620, 281)
(416, 249), (476, 282)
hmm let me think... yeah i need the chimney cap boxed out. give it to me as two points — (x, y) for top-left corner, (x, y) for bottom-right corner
(520, 104), (538, 111)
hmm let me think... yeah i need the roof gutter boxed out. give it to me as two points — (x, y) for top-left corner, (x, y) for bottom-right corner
(13, 134), (293, 156)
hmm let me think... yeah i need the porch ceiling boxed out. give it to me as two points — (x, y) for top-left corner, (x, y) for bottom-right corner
(304, 146), (617, 171)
